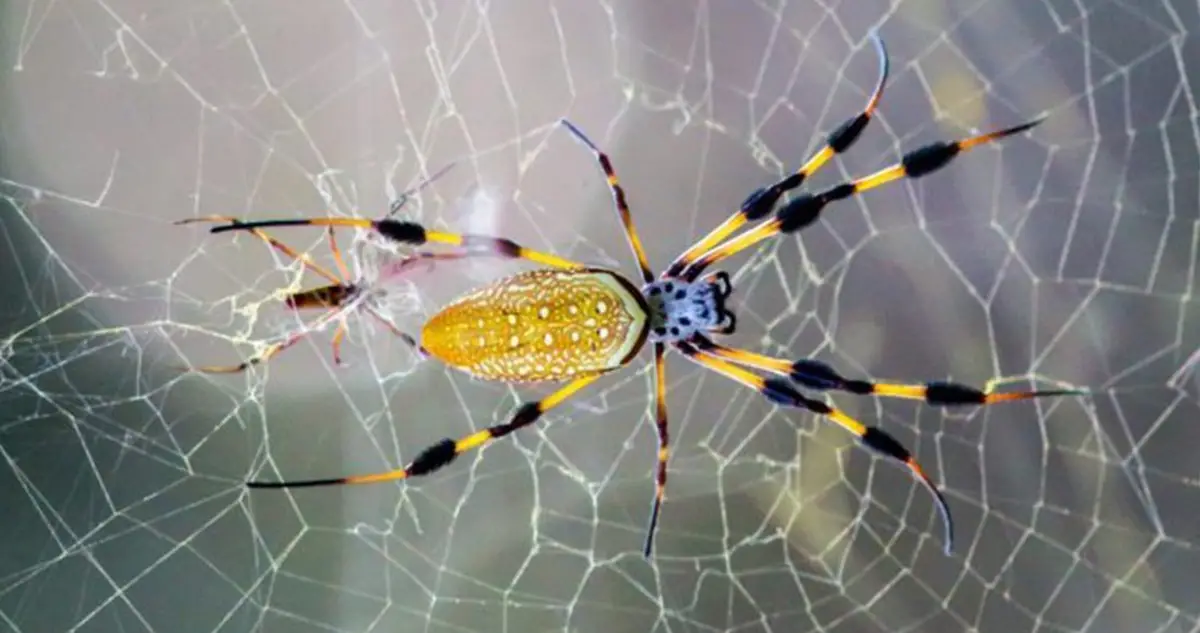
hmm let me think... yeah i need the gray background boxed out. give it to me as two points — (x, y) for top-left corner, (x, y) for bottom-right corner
(2, 0), (1198, 632)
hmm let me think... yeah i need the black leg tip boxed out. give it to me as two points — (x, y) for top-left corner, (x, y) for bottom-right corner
(246, 476), (347, 489)
(560, 119), (600, 151)
(1004, 115), (1048, 137)
(868, 30), (887, 60)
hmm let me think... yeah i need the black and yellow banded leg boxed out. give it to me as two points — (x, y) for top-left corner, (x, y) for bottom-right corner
(674, 340), (956, 555)
(209, 217), (588, 271)
(682, 117), (1046, 279)
(245, 373), (603, 489)
(176, 216), (344, 284)
(560, 119), (655, 284)
(643, 342), (670, 557)
(665, 34), (890, 278)
(690, 335), (1089, 405)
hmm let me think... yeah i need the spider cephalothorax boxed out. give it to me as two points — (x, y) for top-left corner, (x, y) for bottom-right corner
(189, 34), (1086, 560)
(644, 271), (734, 342)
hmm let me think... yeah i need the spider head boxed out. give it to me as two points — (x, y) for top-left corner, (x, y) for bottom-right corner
(643, 272), (734, 343)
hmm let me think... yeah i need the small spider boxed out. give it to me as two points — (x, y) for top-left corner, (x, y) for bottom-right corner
(202, 35), (1086, 558)
(176, 163), (456, 371)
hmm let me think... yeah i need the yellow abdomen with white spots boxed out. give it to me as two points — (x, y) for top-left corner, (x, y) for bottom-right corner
(420, 268), (651, 382)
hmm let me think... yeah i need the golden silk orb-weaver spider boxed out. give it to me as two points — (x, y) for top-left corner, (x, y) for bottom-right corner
(204, 35), (1087, 558)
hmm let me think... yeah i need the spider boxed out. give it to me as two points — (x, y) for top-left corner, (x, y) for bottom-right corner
(176, 163), (458, 372)
(205, 35), (1085, 557)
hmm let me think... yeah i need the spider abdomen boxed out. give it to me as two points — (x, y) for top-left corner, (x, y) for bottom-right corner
(420, 268), (650, 382)
(285, 283), (356, 310)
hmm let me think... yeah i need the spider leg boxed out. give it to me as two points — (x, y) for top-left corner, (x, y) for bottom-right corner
(559, 118), (655, 284)
(682, 116), (1046, 279)
(209, 218), (587, 270)
(674, 339), (956, 555)
(696, 271), (737, 334)
(643, 342), (670, 557)
(246, 373), (602, 488)
(700, 271), (733, 299)
(361, 248), (501, 357)
(665, 34), (890, 277)
(363, 307), (423, 355)
(330, 320), (348, 367)
(322, 231), (355, 367)
(386, 162), (457, 218)
(176, 216), (343, 284)
(327, 227), (351, 279)
(691, 335), (1089, 404)
(373, 248), (486, 283)
(183, 309), (344, 374)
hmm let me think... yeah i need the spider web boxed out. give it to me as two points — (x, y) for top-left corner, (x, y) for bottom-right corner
(1, 0), (1198, 631)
